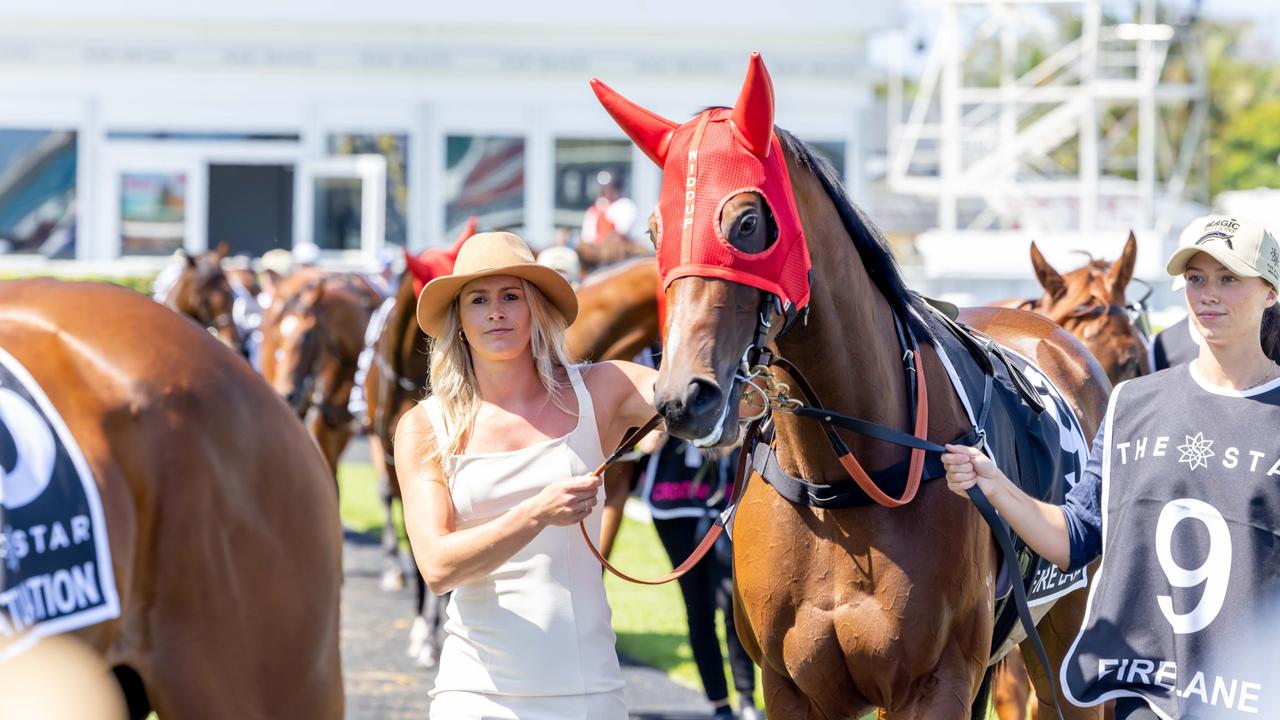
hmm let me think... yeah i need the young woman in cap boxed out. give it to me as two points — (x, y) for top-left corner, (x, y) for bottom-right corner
(394, 231), (657, 719)
(944, 216), (1280, 719)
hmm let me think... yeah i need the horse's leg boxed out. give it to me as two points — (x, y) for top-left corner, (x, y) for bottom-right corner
(370, 435), (407, 591)
(1021, 568), (1104, 720)
(885, 638), (986, 720)
(759, 663), (828, 720)
(994, 652), (1034, 720)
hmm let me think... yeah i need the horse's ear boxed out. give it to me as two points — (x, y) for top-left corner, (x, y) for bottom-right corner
(448, 217), (477, 256)
(182, 250), (197, 269)
(1107, 230), (1138, 298)
(213, 241), (230, 261)
(731, 52), (775, 158)
(590, 77), (677, 167)
(1030, 241), (1066, 299)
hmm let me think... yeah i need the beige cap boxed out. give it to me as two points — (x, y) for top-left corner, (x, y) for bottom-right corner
(416, 232), (578, 338)
(1167, 215), (1280, 290)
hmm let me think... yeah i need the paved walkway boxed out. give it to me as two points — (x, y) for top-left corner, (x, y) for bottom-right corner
(340, 529), (715, 719)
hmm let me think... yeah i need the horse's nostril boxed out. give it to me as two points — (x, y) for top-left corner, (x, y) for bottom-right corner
(686, 379), (723, 418)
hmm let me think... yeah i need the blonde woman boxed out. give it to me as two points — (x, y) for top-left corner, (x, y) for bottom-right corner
(395, 232), (657, 719)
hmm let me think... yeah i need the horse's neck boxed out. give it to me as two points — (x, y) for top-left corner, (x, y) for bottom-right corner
(772, 253), (915, 476)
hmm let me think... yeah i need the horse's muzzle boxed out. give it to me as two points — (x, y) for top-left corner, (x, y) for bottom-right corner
(655, 377), (735, 447)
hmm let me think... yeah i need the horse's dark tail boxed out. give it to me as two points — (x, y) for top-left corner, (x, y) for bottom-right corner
(970, 662), (997, 720)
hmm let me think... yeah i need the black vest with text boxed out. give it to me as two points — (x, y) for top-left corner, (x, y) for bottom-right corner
(1063, 365), (1280, 719)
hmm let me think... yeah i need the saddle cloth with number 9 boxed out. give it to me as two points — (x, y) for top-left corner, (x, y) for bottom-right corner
(1062, 366), (1280, 718)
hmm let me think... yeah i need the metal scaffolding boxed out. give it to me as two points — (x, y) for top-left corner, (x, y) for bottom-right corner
(888, 0), (1208, 241)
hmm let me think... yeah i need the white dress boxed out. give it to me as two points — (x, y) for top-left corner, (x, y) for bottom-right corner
(424, 364), (626, 720)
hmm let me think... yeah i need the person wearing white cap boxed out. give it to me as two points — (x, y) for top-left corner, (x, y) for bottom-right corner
(292, 241), (321, 267)
(393, 231), (658, 719)
(536, 244), (583, 287)
(942, 215), (1280, 719)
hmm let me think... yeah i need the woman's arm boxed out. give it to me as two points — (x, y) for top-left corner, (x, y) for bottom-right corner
(395, 405), (602, 594)
(588, 360), (660, 450)
(942, 444), (1074, 570)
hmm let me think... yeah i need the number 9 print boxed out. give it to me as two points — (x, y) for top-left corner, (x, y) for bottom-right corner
(1155, 498), (1232, 635)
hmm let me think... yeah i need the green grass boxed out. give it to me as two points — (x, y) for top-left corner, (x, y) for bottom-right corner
(338, 462), (406, 543)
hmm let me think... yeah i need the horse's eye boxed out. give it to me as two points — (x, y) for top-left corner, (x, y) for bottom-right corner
(739, 214), (758, 236)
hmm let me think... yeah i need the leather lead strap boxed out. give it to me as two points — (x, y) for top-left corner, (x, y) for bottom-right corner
(578, 416), (759, 586)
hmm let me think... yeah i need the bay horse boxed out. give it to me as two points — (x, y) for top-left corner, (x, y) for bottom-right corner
(364, 249), (660, 665)
(160, 242), (243, 355)
(996, 234), (1150, 386)
(0, 279), (342, 718)
(262, 273), (381, 478)
(594, 53), (1110, 718)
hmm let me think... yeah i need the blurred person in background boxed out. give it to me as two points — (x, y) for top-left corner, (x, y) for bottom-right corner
(578, 171), (644, 270)
(537, 245), (583, 287)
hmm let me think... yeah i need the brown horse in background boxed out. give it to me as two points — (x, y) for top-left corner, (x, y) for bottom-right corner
(596, 54), (1109, 718)
(261, 274), (381, 478)
(996, 233), (1150, 386)
(575, 237), (654, 274)
(364, 252), (661, 666)
(160, 242), (243, 355)
(0, 279), (342, 718)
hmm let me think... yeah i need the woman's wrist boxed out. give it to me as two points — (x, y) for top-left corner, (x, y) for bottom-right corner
(512, 497), (545, 530)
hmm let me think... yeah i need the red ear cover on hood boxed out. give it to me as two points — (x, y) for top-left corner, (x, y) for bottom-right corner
(730, 52), (775, 158)
(589, 78), (678, 167)
(407, 216), (479, 296)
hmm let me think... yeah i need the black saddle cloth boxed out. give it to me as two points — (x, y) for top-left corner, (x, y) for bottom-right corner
(923, 304), (1089, 656)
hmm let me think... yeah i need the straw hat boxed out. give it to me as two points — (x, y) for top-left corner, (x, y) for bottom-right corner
(416, 232), (579, 338)
(1167, 215), (1280, 291)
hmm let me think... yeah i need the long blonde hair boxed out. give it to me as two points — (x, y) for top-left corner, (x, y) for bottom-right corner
(427, 278), (576, 457)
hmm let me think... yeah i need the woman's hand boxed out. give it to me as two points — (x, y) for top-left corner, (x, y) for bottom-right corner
(526, 474), (602, 526)
(942, 444), (1009, 501)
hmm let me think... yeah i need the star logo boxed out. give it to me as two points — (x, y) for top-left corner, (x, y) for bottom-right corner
(1177, 432), (1215, 471)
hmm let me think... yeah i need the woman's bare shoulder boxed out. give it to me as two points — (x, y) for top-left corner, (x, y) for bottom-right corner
(395, 401), (441, 458)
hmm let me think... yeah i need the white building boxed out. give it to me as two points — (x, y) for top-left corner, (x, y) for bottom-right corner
(0, 0), (894, 271)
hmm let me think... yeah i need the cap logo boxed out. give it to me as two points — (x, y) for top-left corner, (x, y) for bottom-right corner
(1195, 217), (1242, 249)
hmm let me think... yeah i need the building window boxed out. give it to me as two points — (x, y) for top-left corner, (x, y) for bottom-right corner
(444, 135), (524, 240)
(553, 139), (633, 239)
(312, 176), (363, 251)
(327, 133), (409, 248)
(0, 129), (77, 258)
(120, 172), (185, 256)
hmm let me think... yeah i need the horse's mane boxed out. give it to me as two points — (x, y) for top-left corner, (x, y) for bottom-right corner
(775, 127), (933, 339)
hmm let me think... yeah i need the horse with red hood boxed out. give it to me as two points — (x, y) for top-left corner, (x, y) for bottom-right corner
(592, 53), (1108, 719)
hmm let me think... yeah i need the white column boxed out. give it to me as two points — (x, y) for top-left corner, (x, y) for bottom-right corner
(1079, 0), (1100, 232)
(525, 110), (554, 249)
(79, 98), (105, 262)
(939, 1), (961, 233)
(409, 103), (432, 253)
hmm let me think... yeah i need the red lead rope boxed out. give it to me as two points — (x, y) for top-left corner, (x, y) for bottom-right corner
(832, 351), (930, 508)
(577, 415), (757, 585)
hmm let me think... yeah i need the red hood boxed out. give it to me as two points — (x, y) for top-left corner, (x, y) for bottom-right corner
(406, 217), (477, 296)
(591, 52), (811, 316)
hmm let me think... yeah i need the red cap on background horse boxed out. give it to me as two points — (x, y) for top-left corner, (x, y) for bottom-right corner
(590, 52), (813, 315)
(415, 231), (579, 338)
(404, 216), (478, 296)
